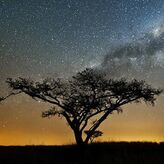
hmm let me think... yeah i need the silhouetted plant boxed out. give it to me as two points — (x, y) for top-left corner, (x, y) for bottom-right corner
(0, 68), (162, 145)
(84, 130), (103, 143)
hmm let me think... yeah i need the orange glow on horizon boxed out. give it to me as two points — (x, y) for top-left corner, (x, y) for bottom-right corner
(0, 97), (164, 145)
(0, 130), (164, 146)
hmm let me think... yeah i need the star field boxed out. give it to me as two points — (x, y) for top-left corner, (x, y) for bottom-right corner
(0, 0), (163, 78)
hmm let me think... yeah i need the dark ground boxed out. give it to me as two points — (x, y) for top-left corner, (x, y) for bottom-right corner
(0, 142), (164, 164)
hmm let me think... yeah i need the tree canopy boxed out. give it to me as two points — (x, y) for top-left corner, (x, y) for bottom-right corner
(0, 68), (162, 145)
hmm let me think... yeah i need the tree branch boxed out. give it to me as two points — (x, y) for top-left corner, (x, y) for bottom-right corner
(0, 91), (22, 102)
(84, 105), (116, 143)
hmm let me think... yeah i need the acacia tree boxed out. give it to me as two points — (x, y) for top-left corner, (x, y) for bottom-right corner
(0, 68), (162, 145)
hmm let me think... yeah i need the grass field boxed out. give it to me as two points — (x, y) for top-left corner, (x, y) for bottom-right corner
(0, 142), (164, 164)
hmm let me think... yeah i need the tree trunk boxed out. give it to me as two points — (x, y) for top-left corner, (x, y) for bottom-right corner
(84, 132), (92, 144)
(84, 137), (90, 144)
(74, 130), (84, 145)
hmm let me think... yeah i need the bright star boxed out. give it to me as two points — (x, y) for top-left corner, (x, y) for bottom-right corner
(153, 28), (160, 37)
(152, 24), (164, 37)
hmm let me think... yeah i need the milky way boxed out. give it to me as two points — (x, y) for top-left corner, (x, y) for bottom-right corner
(101, 22), (164, 86)
(0, 0), (164, 145)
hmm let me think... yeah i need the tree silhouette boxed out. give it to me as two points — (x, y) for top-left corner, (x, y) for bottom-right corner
(0, 68), (162, 145)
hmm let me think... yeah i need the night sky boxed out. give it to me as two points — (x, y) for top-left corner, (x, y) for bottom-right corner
(0, 0), (164, 145)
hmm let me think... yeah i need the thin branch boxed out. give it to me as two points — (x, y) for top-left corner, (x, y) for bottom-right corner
(0, 91), (22, 102)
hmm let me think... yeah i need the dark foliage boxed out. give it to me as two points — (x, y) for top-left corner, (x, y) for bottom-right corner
(0, 68), (162, 145)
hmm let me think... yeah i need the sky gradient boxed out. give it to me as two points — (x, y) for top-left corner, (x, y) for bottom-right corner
(0, 0), (164, 145)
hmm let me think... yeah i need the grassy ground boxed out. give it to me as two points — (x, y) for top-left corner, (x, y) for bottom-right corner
(0, 142), (164, 164)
